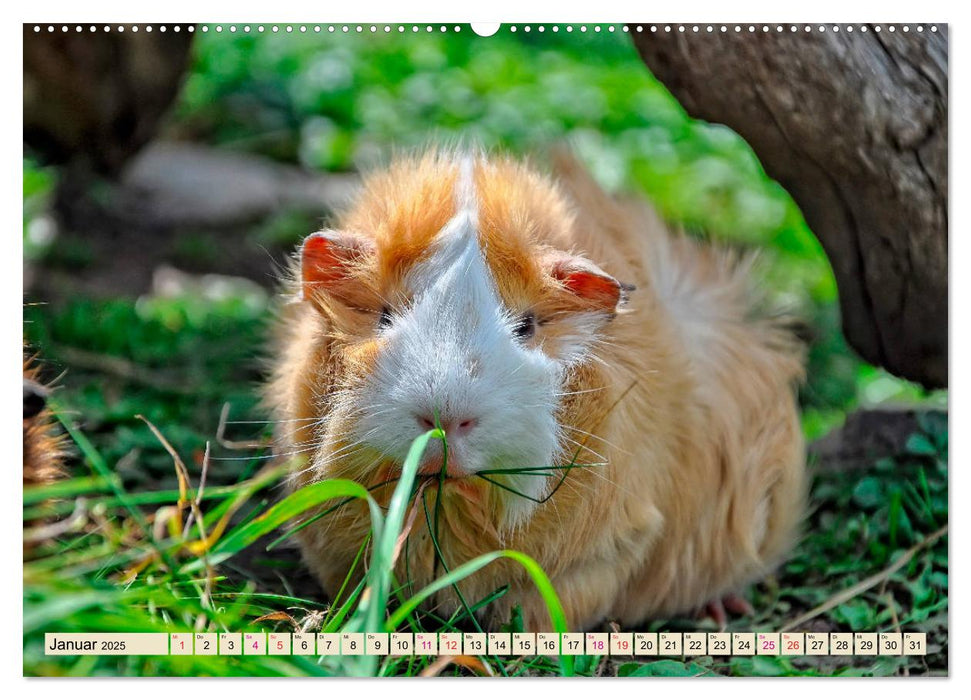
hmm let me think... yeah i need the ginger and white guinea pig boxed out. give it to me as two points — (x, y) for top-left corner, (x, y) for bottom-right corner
(266, 150), (807, 631)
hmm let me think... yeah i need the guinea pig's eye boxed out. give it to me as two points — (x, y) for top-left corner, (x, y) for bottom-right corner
(512, 311), (536, 342)
(377, 306), (394, 330)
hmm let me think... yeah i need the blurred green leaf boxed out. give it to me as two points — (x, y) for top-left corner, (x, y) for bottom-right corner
(617, 660), (715, 677)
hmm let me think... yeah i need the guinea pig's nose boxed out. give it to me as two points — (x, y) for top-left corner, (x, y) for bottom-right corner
(416, 414), (478, 437)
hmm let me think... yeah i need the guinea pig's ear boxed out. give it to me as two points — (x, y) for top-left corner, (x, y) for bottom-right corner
(300, 230), (375, 303)
(546, 252), (633, 314)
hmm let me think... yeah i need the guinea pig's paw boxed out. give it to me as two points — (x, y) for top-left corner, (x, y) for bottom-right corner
(698, 592), (755, 631)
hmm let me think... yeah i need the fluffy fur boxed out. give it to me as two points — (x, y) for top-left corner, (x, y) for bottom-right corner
(265, 149), (807, 631)
(23, 354), (65, 489)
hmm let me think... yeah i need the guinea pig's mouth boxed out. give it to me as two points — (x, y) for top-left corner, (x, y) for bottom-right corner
(370, 451), (484, 500)
(416, 455), (469, 480)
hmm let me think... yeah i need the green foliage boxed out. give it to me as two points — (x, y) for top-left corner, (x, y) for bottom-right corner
(23, 157), (57, 261)
(176, 28), (803, 249)
(606, 410), (948, 678)
(24, 417), (571, 677)
(617, 659), (715, 677)
(23, 293), (269, 488)
(171, 27), (943, 433)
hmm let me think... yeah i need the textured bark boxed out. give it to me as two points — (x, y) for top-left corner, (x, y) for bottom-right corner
(634, 26), (948, 388)
(23, 25), (193, 175)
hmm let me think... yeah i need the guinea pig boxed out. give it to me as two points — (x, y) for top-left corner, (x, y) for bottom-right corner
(23, 353), (65, 489)
(265, 149), (807, 632)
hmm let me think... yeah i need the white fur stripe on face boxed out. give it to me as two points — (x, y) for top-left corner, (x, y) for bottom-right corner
(406, 157), (506, 350)
(453, 155), (478, 216)
(356, 157), (564, 528)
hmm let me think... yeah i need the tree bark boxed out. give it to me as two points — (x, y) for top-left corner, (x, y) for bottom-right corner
(23, 25), (193, 176)
(633, 25), (948, 388)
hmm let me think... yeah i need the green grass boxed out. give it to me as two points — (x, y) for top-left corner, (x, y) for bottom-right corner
(22, 397), (948, 677)
(25, 413), (573, 677)
(22, 294), (948, 677)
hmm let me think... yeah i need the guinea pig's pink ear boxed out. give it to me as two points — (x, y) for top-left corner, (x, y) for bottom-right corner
(547, 253), (633, 313)
(300, 230), (374, 301)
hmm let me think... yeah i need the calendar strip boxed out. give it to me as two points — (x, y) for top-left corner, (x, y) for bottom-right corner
(44, 631), (928, 657)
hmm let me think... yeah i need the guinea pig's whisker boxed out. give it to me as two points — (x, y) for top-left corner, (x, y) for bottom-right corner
(218, 435), (365, 470)
(350, 402), (390, 413)
(559, 423), (626, 454)
(266, 439), (337, 458)
(355, 407), (398, 423)
(275, 432), (332, 447)
(352, 424), (398, 449)
(208, 451), (294, 462)
(278, 440), (327, 454)
(224, 417), (322, 425)
(554, 386), (608, 398)
(301, 444), (362, 468)
(556, 478), (598, 506)
(560, 435), (608, 462)
(346, 398), (392, 413)
(557, 434), (609, 464)
(298, 439), (372, 471)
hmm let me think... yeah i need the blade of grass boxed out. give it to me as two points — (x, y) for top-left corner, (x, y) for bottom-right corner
(49, 402), (179, 574)
(264, 476), (399, 551)
(24, 585), (176, 633)
(418, 484), (509, 676)
(476, 462), (605, 476)
(780, 524), (948, 632)
(339, 429), (441, 676)
(23, 475), (119, 505)
(346, 429), (442, 629)
(322, 578), (368, 633)
(23, 478), (277, 521)
(322, 532), (370, 628)
(384, 549), (573, 676)
(182, 478), (380, 573)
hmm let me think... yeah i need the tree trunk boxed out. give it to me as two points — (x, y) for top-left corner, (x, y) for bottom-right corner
(23, 25), (193, 176)
(633, 25), (948, 388)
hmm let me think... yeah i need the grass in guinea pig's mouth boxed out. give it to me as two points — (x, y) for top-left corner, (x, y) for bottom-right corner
(474, 462), (599, 503)
(423, 422), (606, 504)
(23, 401), (598, 678)
(258, 432), (605, 552)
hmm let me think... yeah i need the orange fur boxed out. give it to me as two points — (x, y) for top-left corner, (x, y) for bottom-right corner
(23, 354), (66, 488)
(266, 150), (806, 631)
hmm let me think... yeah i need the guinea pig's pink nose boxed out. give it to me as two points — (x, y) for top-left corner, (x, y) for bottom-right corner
(416, 414), (478, 437)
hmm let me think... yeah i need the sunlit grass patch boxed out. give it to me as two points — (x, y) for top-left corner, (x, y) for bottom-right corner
(24, 394), (947, 677)
(24, 411), (574, 677)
